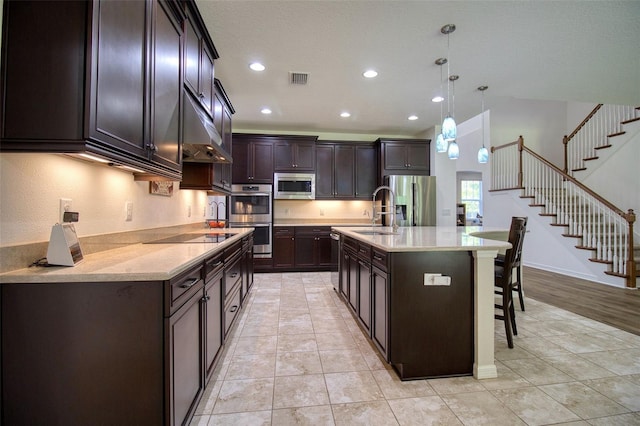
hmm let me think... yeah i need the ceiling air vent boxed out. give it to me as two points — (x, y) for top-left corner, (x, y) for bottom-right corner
(289, 72), (309, 85)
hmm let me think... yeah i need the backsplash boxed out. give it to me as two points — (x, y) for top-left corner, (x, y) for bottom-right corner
(273, 199), (377, 220)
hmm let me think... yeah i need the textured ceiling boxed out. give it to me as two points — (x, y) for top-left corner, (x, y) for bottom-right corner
(197, 0), (640, 137)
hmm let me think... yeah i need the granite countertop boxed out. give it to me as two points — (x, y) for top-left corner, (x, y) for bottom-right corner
(0, 228), (254, 284)
(332, 226), (512, 253)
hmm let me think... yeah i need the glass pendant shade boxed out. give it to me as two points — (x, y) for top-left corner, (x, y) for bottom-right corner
(477, 146), (489, 163)
(447, 141), (459, 159)
(435, 133), (447, 153)
(442, 115), (457, 141)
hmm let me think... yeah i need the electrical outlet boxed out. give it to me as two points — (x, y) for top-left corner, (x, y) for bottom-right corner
(59, 198), (72, 223)
(187, 205), (192, 217)
(125, 201), (133, 222)
(319, 209), (325, 216)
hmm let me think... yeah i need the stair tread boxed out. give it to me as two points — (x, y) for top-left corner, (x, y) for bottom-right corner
(594, 144), (613, 150)
(608, 131), (626, 138)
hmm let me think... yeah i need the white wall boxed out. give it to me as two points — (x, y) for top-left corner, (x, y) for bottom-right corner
(490, 97), (567, 167)
(0, 154), (209, 246)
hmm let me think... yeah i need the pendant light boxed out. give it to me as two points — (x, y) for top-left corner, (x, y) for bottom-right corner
(434, 58), (448, 153)
(441, 24), (457, 142)
(477, 85), (489, 164)
(446, 74), (460, 160)
(447, 140), (459, 159)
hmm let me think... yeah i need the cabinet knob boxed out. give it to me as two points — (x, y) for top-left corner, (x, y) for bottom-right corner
(146, 143), (158, 152)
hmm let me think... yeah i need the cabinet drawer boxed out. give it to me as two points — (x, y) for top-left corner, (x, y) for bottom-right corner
(224, 255), (242, 297)
(205, 253), (224, 282)
(274, 226), (294, 236)
(223, 283), (241, 337)
(343, 236), (358, 251)
(167, 265), (204, 315)
(357, 242), (371, 260)
(372, 249), (388, 271)
(294, 226), (330, 236)
(224, 240), (242, 260)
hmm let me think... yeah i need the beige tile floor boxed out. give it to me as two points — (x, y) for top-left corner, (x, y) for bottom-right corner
(191, 272), (640, 426)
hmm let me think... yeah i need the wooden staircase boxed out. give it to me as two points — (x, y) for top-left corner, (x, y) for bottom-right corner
(491, 106), (638, 288)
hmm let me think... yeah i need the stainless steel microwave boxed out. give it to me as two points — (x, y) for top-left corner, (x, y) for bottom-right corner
(273, 172), (315, 200)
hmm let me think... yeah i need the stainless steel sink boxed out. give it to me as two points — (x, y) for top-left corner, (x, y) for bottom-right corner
(354, 230), (398, 236)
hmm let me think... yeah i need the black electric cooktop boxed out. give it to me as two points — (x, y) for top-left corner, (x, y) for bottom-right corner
(145, 233), (235, 244)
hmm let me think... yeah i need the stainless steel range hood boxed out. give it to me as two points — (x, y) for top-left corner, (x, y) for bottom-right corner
(182, 91), (231, 163)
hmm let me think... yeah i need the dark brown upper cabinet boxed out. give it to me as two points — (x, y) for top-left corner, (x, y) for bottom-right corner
(273, 136), (318, 172)
(183, 2), (218, 116)
(378, 138), (431, 179)
(0, 0), (187, 180)
(232, 134), (275, 184)
(316, 142), (376, 199)
(181, 79), (235, 193)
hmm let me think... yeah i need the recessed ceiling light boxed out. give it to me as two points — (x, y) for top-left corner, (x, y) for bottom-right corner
(261, 108), (272, 114)
(249, 62), (265, 71)
(340, 112), (351, 118)
(363, 70), (378, 78)
(432, 96), (444, 103)
(408, 115), (418, 121)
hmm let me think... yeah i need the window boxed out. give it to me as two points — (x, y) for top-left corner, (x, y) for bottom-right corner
(460, 180), (482, 221)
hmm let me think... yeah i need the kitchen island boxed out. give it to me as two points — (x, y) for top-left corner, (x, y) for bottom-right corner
(0, 229), (254, 426)
(332, 226), (511, 381)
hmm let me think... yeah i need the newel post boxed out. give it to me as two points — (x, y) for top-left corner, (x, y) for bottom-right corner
(625, 209), (636, 288)
(517, 136), (524, 189)
(562, 135), (569, 173)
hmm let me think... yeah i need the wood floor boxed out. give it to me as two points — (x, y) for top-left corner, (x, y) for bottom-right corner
(522, 266), (640, 336)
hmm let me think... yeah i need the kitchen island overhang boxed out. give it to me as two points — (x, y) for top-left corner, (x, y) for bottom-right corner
(332, 226), (511, 380)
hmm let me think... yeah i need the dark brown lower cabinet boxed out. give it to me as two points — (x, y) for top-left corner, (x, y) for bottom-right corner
(1, 281), (165, 425)
(337, 234), (474, 380)
(167, 286), (204, 426)
(0, 235), (254, 425)
(204, 268), (223, 381)
(371, 265), (389, 359)
(271, 226), (335, 271)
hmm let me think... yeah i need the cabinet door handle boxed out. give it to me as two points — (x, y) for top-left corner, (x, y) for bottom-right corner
(179, 278), (199, 289)
(373, 254), (384, 261)
(229, 272), (239, 278)
(146, 143), (158, 152)
(229, 305), (238, 313)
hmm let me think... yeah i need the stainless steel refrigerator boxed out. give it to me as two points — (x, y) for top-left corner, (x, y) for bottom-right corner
(384, 175), (437, 226)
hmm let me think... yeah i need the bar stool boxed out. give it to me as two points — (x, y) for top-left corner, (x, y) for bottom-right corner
(495, 217), (527, 348)
(495, 216), (527, 311)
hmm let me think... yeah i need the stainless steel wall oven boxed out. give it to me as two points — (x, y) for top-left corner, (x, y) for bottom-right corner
(229, 184), (273, 258)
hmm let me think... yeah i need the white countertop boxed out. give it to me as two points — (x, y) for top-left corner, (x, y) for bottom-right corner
(0, 229), (254, 284)
(332, 226), (512, 253)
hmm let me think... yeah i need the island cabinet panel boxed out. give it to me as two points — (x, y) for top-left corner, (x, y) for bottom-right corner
(336, 235), (474, 380)
(1, 281), (165, 425)
(388, 250), (473, 379)
(372, 265), (389, 358)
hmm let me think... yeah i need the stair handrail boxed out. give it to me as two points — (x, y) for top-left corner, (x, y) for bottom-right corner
(491, 135), (636, 287)
(562, 104), (638, 175)
(562, 104), (603, 173)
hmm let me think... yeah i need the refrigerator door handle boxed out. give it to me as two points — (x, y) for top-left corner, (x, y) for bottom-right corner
(412, 182), (416, 226)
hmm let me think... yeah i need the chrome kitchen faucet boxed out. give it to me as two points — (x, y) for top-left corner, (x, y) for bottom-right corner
(372, 185), (398, 232)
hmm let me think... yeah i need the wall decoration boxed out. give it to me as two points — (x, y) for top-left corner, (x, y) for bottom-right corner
(149, 181), (174, 197)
